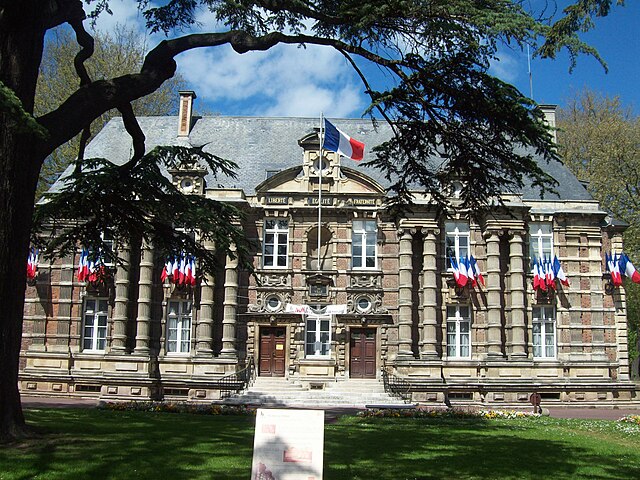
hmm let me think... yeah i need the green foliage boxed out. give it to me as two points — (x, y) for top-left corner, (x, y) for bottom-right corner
(33, 146), (253, 276)
(0, 81), (48, 140)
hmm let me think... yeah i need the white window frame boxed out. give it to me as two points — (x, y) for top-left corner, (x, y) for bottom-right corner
(100, 231), (116, 267)
(305, 314), (332, 358)
(445, 221), (470, 267)
(263, 219), (289, 268)
(352, 220), (377, 269)
(529, 222), (553, 261)
(82, 297), (109, 352)
(532, 306), (556, 359)
(167, 300), (192, 354)
(446, 305), (471, 359)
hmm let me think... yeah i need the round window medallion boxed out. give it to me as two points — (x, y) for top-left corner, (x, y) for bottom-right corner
(266, 296), (281, 311)
(180, 178), (194, 193)
(313, 157), (329, 174)
(357, 297), (371, 313)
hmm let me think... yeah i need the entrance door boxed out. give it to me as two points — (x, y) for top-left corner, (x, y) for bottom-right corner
(350, 328), (376, 378)
(259, 327), (286, 376)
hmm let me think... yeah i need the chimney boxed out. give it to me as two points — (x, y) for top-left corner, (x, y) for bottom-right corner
(177, 90), (197, 137)
(539, 104), (557, 144)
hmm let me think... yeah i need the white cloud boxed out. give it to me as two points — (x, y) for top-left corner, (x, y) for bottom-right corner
(90, 0), (144, 34)
(86, 1), (368, 117)
(176, 43), (367, 117)
(489, 49), (524, 85)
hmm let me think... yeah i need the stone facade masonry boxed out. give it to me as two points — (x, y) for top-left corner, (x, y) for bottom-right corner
(19, 117), (638, 407)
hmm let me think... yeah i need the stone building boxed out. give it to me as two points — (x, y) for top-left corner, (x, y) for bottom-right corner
(20, 91), (637, 406)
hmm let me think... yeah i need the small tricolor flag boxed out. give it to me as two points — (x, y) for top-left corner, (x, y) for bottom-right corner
(27, 247), (39, 281)
(614, 252), (640, 284)
(322, 118), (365, 161)
(161, 252), (197, 286)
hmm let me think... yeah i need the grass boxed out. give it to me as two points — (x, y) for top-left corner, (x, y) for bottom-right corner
(1, 408), (640, 479)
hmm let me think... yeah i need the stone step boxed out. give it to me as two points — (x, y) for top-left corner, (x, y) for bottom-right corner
(226, 377), (409, 408)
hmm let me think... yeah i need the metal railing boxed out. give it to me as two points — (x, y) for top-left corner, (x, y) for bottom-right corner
(215, 356), (256, 399)
(381, 367), (412, 402)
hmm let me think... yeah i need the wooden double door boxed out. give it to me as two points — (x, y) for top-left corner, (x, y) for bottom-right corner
(350, 328), (377, 378)
(259, 327), (286, 377)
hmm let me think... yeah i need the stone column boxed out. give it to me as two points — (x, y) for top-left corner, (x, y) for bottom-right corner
(421, 228), (439, 358)
(221, 246), (238, 358)
(397, 228), (414, 358)
(134, 240), (153, 354)
(196, 241), (215, 356)
(110, 243), (130, 353)
(484, 230), (504, 357)
(508, 230), (527, 358)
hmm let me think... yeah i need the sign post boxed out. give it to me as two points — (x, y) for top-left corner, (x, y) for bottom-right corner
(251, 408), (325, 480)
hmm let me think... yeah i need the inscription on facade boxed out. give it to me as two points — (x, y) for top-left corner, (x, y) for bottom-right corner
(351, 198), (377, 206)
(266, 196), (288, 205)
(308, 197), (333, 206)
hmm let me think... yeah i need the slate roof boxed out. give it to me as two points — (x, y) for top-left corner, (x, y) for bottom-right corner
(50, 115), (593, 202)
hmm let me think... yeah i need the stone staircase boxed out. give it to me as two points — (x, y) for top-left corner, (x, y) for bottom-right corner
(224, 377), (412, 409)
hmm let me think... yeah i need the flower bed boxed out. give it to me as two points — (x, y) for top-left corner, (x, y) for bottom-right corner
(357, 408), (540, 419)
(98, 401), (256, 416)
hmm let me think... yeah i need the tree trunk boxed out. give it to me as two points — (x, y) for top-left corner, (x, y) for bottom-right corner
(0, 4), (46, 442)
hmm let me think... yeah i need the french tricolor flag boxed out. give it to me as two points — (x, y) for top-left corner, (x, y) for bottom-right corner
(322, 118), (365, 161)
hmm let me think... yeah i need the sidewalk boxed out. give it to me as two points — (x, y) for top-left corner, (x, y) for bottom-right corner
(20, 395), (640, 420)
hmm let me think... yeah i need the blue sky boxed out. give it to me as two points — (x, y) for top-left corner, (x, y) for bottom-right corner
(94, 1), (638, 117)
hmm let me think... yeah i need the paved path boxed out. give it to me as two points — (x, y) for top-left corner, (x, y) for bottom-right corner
(21, 395), (640, 420)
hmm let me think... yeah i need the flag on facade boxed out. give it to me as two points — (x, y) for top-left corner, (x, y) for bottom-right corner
(469, 255), (485, 287)
(162, 252), (197, 286)
(322, 118), (365, 161)
(77, 248), (89, 281)
(465, 256), (476, 287)
(457, 256), (469, 287)
(27, 247), (39, 281)
(553, 256), (570, 287)
(607, 252), (623, 286)
(448, 256), (461, 286)
(544, 257), (556, 290)
(619, 253), (640, 284)
(534, 258), (547, 291)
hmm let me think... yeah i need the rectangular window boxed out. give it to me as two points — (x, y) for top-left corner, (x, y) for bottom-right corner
(445, 221), (470, 267)
(446, 305), (471, 359)
(100, 231), (116, 267)
(352, 220), (377, 269)
(529, 222), (553, 261)
(82, 298), (108, 351)
(532, 306), (556, 359)
(305, 315), (331, 357)
(263, 219), (289, 268)
(167, 300), (192, 354)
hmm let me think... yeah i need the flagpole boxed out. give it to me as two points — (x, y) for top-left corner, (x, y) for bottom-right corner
(317, 113), (323, 272)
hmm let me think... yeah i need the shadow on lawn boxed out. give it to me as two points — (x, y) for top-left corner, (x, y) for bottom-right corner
(324, 417), (640, 480)
(10, 408), (255, 480)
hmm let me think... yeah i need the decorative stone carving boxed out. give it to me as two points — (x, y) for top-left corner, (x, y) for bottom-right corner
(259, 273), (290, 287)
(346, 293), (387, 314)
(349, 274), (381, 289)
(248, 291), (292, 313)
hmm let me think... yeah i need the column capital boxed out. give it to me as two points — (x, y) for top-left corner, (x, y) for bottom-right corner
(507, 229), (527, 240)
(482, 228), (503, 241)
(397, 227), (418, 238)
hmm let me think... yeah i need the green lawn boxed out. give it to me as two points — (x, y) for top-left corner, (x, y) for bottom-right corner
(1, 408), (639, 479)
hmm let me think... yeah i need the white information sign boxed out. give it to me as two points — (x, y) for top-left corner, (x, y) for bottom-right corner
(251, 408), (325, 480)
